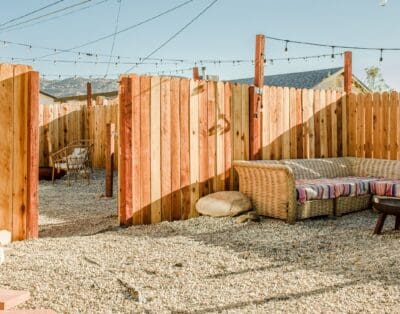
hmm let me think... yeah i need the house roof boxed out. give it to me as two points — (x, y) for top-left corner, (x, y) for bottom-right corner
(231, 67), (349, 89)
(39, 90), (58, 99)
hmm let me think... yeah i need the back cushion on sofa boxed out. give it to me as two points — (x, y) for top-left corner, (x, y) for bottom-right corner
(281, 158), (353, 179)
(355, 158), (400, 180)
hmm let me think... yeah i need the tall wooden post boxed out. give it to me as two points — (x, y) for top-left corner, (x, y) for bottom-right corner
(86, 82), (92, 108)
(344, 51), (352, 94)
(249, 34), (265, 160)
(343, 51), (352, 157)
(105, 123), (115, 197)
(192, 67), (200, 80)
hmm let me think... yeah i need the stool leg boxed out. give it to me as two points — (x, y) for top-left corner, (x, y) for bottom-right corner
(374, 213), (387, 235)
(395, 215), (400, 231)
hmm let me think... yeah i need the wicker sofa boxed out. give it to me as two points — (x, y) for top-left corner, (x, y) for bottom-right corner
(233, 158), (400, 224)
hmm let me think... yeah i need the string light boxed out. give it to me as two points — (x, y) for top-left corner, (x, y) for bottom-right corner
(379, 49), (383, 63)
(284, 40), (289, 55)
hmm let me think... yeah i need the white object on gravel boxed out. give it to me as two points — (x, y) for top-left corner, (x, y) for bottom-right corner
(196, 191), (252, 217)
(0, 247), (4, 265)
(0, 230), (11, 246)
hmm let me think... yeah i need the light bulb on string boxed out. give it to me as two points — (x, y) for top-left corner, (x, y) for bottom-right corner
(284, 40), (289, 56)
(379, 49), (383, 64)
(331, 46), (335, 62)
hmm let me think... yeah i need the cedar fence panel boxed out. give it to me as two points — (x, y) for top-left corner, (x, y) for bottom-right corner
(39, 102), (118, 168)
(346, 91), (400, 160)
(261, 87), (346, 160)
(0, 64), (39, 241)
(118, 75), (249, 224)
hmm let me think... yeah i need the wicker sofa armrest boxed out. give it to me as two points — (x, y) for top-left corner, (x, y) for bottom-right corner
(233, 161), (297, 224)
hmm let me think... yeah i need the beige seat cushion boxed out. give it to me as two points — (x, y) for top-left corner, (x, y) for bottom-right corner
(196, 191), (252, 217)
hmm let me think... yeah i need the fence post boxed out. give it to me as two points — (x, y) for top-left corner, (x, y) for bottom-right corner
(343, 51), (352, 157)
(105, 123), (115, 197)
(193, 67), (200, 80)
(344, 51), (352, 94)
(249, 34), (265, 160)
(86, 82), (92, 108)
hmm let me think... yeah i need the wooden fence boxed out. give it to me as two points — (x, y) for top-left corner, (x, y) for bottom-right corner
(0, 64), (39, 241)
(118, 75), (249, 225)
(39, 102), (118, 168)
(118, 74), (400, 226)
(261, 87), (346, 160)
(347, 91), (400, 160)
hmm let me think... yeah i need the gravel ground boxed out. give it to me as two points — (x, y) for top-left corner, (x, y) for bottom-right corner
(0, 171), (400, 313)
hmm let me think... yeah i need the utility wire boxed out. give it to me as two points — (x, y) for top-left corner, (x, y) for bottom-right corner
(0, 0), (110, 34)
(0, 0), (92, 32)
(34, 0), (197, 60)
(105, 0), (123, 77)
(124, 0), (219, 73)
(0, 0), (66, 27)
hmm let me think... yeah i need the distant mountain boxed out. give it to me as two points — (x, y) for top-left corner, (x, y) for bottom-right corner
(40, 77), (118, 98)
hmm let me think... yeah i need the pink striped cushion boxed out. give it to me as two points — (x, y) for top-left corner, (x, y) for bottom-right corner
(296, 177), (381, 204)
(370, 180), (400, 198)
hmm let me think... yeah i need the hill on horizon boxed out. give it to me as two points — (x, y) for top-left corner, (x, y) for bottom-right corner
(40, 77), (118, 98)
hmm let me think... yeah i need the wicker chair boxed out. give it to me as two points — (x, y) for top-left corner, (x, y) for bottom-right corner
(51, 141), (94, 185)
(234, 158), (400, 223)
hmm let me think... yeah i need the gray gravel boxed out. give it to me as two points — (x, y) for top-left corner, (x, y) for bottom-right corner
(0, 171), (399, 313)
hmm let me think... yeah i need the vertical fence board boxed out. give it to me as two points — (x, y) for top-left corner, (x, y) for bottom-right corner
(0, 65), (14, 235)
(241, 84), (250, 161)
(382, 92), (390, 159)
(160, 77), (172, 222)
(348, 93), (357, 157)
(180, 79), (191, 219)
(208, 81), (217, 194)
(364, 93), (373, 158)
(319, 90), (328, 158)
(373, 92), (382, 159)
(189, 79), (200, 217)
(216, 81), (225, 191)
(282, 87), (290, 159)
(232, 83), (242, 190)
(313, 89), (321, 158)
(390, 91), (399, 160)
(262, 86), (271, 160)
(131, 75), (142, 225)
(140, 76), (152, 224)
(170, 77), (181, 221)
(224, 83), (232, 190)
(199, 80), (209, 198)
(150, 76), (161, 223)
(356, 93), (365, 157)
(12, 66), (30, 241)
(288, 88), (297, 159)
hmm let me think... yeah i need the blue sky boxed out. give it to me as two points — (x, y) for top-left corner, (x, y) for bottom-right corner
(0, 0), (399, 89)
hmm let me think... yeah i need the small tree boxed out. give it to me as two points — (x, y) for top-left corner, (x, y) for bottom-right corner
(364, 66), (391, 91)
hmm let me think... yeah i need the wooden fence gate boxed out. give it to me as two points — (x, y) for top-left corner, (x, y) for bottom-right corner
(0, 64), (39, 241)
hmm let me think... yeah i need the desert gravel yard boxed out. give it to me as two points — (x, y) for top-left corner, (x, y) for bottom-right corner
(0, 171), (400, 313)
